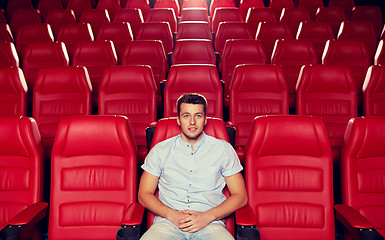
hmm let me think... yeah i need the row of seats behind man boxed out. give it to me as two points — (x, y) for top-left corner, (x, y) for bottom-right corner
(1, 113), (385, 239)
(1, 62), (385, 166)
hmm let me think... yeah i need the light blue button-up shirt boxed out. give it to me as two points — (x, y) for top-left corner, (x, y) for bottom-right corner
(142, 132), (243, 225)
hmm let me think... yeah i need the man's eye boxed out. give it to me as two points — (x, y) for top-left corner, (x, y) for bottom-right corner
(196, 115), (202, 118)
(183, 115), (189, 118)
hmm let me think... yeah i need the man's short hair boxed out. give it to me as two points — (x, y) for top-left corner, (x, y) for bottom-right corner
(177, 93), (207, 116)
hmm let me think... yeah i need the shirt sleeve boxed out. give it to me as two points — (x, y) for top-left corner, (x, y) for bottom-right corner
(221, 142), (243, 177)
(141, 146), (162, 177)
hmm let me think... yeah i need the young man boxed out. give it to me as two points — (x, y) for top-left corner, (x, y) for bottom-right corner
(138, 93), (247, 240)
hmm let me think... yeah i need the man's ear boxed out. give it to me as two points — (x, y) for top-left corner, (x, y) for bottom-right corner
(177, 116), (181, 126)
(204, 116), (207, 126)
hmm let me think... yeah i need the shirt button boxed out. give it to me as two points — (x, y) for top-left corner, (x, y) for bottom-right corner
(187, 144), (190, 147)
(189, 170), (192, 173)
(188, 205), (190, 208)
(191, 153), (193, 155)
(189, 184), (191, 186)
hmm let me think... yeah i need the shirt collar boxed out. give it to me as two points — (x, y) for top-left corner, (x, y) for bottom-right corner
(177, 132), (207, 152)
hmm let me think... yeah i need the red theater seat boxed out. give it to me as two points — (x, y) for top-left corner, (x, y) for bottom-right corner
(49, 115), (143, 239)
(78, 9), (111, 35)
(0, 42), (19, 68)
(33, 66), (92, 159)
(112, 9), (144, 37)
(164, 64), (223, 118)
(255, 21), (293, 62)
(335, 116), (385, 239)
(176, 21), (212, 40)
(146, 8), (178, 34)
(123, 0), (150, 20)
(271, 39), (318, 110)
(296, 65), (357, 163)
(96, 0), (121, 19)
(268, 0), (295, 19)
(0, 116), (47, 240)
(279, 7), (311, 37)
(172, 39), (216, 65)
(65, 0), (92, 20)
(296, 21), (335, 62)
(315, 6), (347, 37)
(236, 115), (335, 240)
(297, 0), (324, 20)
(99, 65), (157, 163)
(229, 64), (289, 163)
(351, 6), (383, 38)
(6, 0), (34, 20)
(71, 40), (117, 108)
(44, 9), (77, 37)
(179, 7), (209, 22)
(136, 22), (174, 54)
(209, 0), (236, 18)
(363, 65), (385, 116)
(154, 0), (180, 17)
(145, 117), (235, 236)
(245, 7), (278, 37)
(37, 0), (64, 21)
(211, 7), (242, 34)
(9, 9), (42, 37)
(120, 40), (167, 106)
(327, 0), (355, 19)
(0, 67), (27, 116)
(22, 41), (69, 92)
(181, 0), (208, 11)
(239, 0), (265, 21)
(220, 39), (267, 105)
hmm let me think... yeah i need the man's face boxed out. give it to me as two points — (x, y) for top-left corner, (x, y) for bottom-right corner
(177, 103), (207, 145)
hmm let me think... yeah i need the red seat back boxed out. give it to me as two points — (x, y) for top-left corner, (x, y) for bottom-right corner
(123, 0), (150, 20)
(0, 23), (13, 42)
(0, 42), (19, 68)
(176, 21), (212, 40)
(172, 39), (216, 65)
(363, 65), (385, 116)
(164, 64), (223, 118)
(45, 9), (77, 37)
(215, 22), (252, 57)
(66, 0), (93, 19)
(351, 6), (383, 37)
(315, 6), (347, 36)
(268, 0), (295, 19)
(136, 22), (174, 54)
(296, 65), (357, 163)
(0, 67), (27, 116)
(211, 7), (242, 34)
(154, 0), (180, 17)
(179, 7), (209, 22)
(244, 115), (334, 239)
(146, 8), (178, 34)
(229, 64), (289, 162)
(49, 115), (138, 239)
(99, 65), (157, 163)
(0, 116), (43, 230)
(9, 9), (42, 37)
(209, 0), (235, 18)
(78, 9), (111, 35)
(37, 0), (64, 20)
(341, 116), (385, 237)
(327, 0), (355, 19)
(239, 0), (265, 21)
(279, 7), (311, 36)
(111, 9), (144, 37)
(298, 0), (324, 20)
(245, 7), (277, 37)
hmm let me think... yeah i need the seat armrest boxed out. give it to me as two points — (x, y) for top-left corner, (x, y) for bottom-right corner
(235, 205), (260, 240)
(116, 203), (145, 240)
(334, 204), (384, 240)
(225, 122), (236, 147)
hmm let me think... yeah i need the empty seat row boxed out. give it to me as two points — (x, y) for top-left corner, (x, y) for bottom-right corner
(1, 113), (385, 239)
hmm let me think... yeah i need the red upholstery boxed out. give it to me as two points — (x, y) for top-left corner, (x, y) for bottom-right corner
(239, 115), (334, 239)
(363, 65), (385, 116)
(49, 115), (141, 239)
(123, 0), (150, 20)
(271, 39), (318, 110)
(111, 9), (144, 37)
(37, 0), (64, 20)
(298, 0), (324, 20)
(351, 6), (383, 38)
(71, 40), (117, 107)
(0, 23), (13, 42)
(147, 117), (234, 235)
(209, 0), (235, 17)
(279, 7), (311, 37)
(0, 67), (27, 116)
(154, 0), (180, 17)
(211, 7), (242, 34)
(322, 39), (371, 106)
(255, 21), (293, 63)
(327, 0), (354, 19)
(220, 39), (267, 105)
(245, 7), (277, 37)
(33, 66), (92, 159)
(146, 8), (178, 34)
(239, 0), (265, 21)
(6, 0), (34, 20)
(120, 40), (167, 106)
(96, 0), (121, 10)
(268, 0), (295, 19)
(179, 8), (209, 22)
(9, 9), (42, 37)
(215, 22), (252, 58)
(337, 21), (379, 59)
(296, 21), (335, 62)
(55, 23), (94, 59)
(0, 42), (19, 68)
(339, 116), (385, 238)
(172, 39), (216, 65)
(99, 65), (157, 163)
(229, 64), (289, 163)
(181, 0), (208, 11)
(22, 41), (69, 92)
(136, 22), (174, 54)
(176, 21), (212, 40)
(296, 65), (357, 163)
(44, 9), (77, 37)
(66, 0), (92, 19)
(164, 64), (223, 118)
(95, 22), (133, 62)
(0, 9), (6, 23)
(14, 23), (54, 59)
(78, 9), (111, 35)
(315, 6), (347, 36)
(0, 116), (46, 239)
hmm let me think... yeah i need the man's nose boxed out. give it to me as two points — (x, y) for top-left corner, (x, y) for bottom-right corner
(190, 116), (196, 124)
